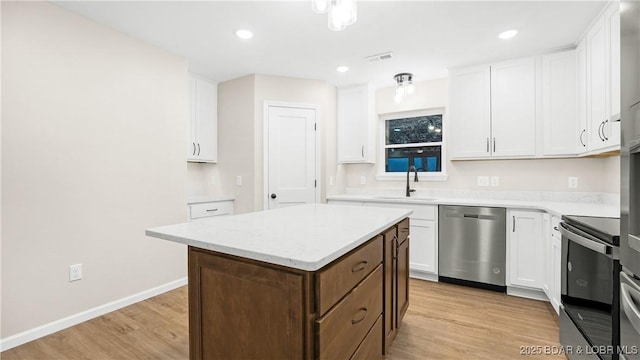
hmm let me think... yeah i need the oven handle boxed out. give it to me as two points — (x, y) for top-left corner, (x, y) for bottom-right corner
(629, 234), (640, 252)
(559, 222), (610, 255)
(621, 272), (640, 335)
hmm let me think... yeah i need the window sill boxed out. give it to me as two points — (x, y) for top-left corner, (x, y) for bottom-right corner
(375, 173), (449, 182)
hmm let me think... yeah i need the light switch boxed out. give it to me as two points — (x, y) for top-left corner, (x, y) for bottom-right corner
(568, 177), (578, 188)
(490, 176), (499, 187)
(236, 176), (242, 186)
(360, 176), (367, 185)
(477, 176), (489, 187)
(329, 176), (335, 186)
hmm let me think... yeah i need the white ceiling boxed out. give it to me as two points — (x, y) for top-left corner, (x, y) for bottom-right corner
(53, 1), (607, 88)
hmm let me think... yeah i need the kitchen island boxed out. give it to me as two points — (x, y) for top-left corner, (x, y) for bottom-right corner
(146, 203), (412, 360)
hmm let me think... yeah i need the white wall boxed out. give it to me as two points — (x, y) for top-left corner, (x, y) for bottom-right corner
(192, 74), (342, 214)
(2, 1), (187, 340)
(345, 78), (620, 193)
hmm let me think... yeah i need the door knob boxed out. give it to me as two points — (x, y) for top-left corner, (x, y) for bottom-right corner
(270, 193), (277, 199)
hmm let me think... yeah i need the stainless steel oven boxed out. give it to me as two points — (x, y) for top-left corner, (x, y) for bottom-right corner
(559, 215), (620, 360)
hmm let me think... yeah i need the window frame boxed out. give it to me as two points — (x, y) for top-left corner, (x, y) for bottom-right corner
(376, 108), (448, 181)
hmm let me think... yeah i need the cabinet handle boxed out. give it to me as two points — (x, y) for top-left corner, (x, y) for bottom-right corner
(192, 142), (196, 156)
(513, 216), (516, 232)
(351, 260), (368, 273)
(579, 129), (586, 147)
(392, 235), (398, 259)
(553, 226), (559, 231)
(598, 121), (605, 141)
(493, 137), (496, 153)
(206, 209), (218, 212)
(361, 145), (364, 158)
(197, 143), (201, 156)
(351, 307), (368, 325)
(486, 138), (489, 153)
(603, 120), (609, 141)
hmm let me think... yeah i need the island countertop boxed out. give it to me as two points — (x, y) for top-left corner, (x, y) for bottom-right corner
(146, 203), (412, 271)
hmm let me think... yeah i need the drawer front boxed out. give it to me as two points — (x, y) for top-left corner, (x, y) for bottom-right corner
(189, 201), (233, 219)
(316, 236), (383, 316)
(350, 314), (383, 360)
(316, 265), (383, 360)
(397, 218), (410, 244)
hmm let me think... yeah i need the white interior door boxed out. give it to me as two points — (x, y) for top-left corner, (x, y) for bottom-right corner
(267, 105), (317, 209)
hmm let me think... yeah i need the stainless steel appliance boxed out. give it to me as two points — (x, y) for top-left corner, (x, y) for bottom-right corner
(559, 215), (620, 360)
(620, 1), (640, 359)
(438, 205), (506, 291)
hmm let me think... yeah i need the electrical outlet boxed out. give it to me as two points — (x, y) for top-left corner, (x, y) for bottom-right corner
(329, 176), (335, 186)
(490, 176), (500, 187)
(69, 264), (82, 282)
(477, 176), (489, 187)
(236, 176), (242, 186)
(568, 177), (578, 189)
(360, 176), (367, 185)
(209, 175), (216, 185)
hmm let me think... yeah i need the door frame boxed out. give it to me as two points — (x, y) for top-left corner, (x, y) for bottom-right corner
(262, 101), (321, 210)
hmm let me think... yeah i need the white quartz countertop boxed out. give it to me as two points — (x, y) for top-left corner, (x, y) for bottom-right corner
(327, 194), (620, 218)
(146, 203), (412, 271)
(187, 195), (234, 205)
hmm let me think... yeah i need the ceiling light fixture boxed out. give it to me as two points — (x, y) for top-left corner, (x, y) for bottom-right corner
(336, 65), (349, 73)
(393, 73), (414, 103)
(498, 29), (518, 40)
(312, 0), (357, 31)
(235, 29), (253, 40)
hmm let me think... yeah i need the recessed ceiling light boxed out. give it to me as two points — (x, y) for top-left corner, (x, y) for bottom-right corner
(336, 66), (349, 73)
(498, 29), (518, 40)
(235, 29), (253, 40)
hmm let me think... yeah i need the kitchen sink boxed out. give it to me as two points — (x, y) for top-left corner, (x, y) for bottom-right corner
(372, 196), (438, 202)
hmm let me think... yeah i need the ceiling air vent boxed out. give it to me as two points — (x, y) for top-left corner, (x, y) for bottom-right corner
(365, 52), (393, 63)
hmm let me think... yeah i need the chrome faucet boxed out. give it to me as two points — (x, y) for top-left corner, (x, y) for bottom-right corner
(406, 165), (418, 197)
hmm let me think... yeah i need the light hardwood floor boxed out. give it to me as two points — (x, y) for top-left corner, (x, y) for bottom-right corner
(2, 279), (564, 359)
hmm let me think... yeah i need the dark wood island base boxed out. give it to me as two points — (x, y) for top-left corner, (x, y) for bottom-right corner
(187, 218), (410, 360)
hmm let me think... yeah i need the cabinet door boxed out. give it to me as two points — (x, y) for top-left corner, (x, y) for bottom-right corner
(396, 237), (409, 326)
(187, 76), (197, 158)
(337, 84), (374, 163)
(577, 39), (589, 153)
(508, 210), (544, 289)
(587, 16), (609, 151)
(194, 78), (218, 162)
(542, 213), (552, 298)
(449, 65), (492, 159)
(490, 58), (536, 157)
(408, 220), (436, 274)
(605, 2), (621, 121)
(542, 50), (579, 156)
(550, 236), (562, 314)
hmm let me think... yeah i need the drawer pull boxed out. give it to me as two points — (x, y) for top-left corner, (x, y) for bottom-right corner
(351, 307), (368, 325)
(206, 209), (219, 212)
(351, 261), (368, 273)
(400, 228), (409, 233)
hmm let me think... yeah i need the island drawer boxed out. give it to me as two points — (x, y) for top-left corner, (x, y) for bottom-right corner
(189, 201), (234, 219)
(316, 265), (383, 360)
(316, 235), (383, 316)
(350, 315), (383, 360)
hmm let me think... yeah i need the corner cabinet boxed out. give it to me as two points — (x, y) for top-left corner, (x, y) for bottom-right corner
(188, 74), (217, 163)
(337, 84), (375, 163)
(507, 210), (544, 289)
(450, 58), (536, 159)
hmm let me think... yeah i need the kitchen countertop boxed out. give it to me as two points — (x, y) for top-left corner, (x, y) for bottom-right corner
(146, 203), (412, 271)
(187, 195), (234, 205)
(327, 194), (620, 218)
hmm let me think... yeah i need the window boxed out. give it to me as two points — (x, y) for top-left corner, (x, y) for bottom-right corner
(379, 109), (446, 179)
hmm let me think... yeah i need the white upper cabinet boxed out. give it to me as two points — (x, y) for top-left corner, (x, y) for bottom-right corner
(450, 58), (535, 159)
(586, 2), (620, 153)
(577, 39), (589, 153)
(188, 74), (218, 163)
(542, 50), (579, 156)
(337, 84), (375, 163)
(449, 65), (492, 159)
(490, 58), (536, 157)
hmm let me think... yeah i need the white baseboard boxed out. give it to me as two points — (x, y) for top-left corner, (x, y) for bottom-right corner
(0, 277), (188, 352)
(507, 286), (549, 302)
(409, 270), (438, 282)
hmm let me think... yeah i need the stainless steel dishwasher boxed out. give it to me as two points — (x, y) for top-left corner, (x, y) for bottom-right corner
(438, 205), (507, 291)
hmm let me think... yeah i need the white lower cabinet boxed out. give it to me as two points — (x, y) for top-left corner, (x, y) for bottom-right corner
(543, 214), (562, 314)
(328, 199), (438, 279)
(507, 210), (544, 289)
